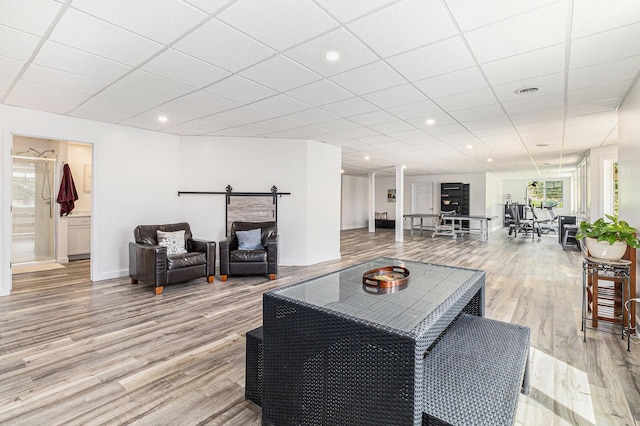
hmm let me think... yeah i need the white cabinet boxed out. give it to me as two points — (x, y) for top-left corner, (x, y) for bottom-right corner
(68, 215), (91, 258)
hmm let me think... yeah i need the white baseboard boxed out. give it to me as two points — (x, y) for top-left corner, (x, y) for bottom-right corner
(93, 268), (128, 282)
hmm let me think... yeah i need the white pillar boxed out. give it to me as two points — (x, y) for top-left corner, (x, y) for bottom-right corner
(368, 172), (376, 233)
(395, 165), (404, 242)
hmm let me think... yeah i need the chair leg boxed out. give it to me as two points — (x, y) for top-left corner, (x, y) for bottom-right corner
(221, 275), (228, 282)
(154, 286), (163, 295)
(207, 276), (214, 283)
(269, 274), (276, 280)
(131, 278), (138, 284)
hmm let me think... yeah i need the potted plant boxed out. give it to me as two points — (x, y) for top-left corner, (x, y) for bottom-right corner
(576, 214), (640, 260)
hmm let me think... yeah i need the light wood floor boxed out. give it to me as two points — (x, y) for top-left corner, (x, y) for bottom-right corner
(2, 229), (639, 425)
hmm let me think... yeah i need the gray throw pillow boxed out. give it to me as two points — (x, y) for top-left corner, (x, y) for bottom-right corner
(236, 228), (263, 250)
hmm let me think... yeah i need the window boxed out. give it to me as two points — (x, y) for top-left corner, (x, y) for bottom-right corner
(527, 180), (563, 208)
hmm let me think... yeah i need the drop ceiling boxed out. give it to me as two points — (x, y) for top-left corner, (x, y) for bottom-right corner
(1, 0), (639, 176)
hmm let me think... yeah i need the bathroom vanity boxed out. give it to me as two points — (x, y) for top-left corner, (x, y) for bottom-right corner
(68, 213), (91, 259)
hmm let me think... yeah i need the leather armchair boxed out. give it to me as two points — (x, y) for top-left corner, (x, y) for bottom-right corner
(129, 222), (216, 295)
(219, 221), (278, 281)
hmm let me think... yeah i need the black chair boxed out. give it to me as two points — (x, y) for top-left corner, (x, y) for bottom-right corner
(508, 204), (541, 239)
(129, 222), (216, 295)
(219, 221), (278, 281)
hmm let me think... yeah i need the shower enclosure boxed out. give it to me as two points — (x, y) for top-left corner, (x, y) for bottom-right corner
(11, 149), (56, 264)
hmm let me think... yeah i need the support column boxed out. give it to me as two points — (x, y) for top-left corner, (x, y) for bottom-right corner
(368, 172), (376, 233)
(395, 165), (404, 242)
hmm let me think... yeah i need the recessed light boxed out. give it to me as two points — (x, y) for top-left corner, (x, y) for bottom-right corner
(466, 144), (473, 149)
(487, 158), (493, 162)
(515, 86), (542, 95)
(158, 115), (168, 123)
(425, 119), (435, 126)
(340, 169), (345, 173)
(543, 162), (552, 166)
(402, 165), (407, 169)
(536, 143), (549, 147)
(364, 155), (370, 160)
(325, 51), (340, 62)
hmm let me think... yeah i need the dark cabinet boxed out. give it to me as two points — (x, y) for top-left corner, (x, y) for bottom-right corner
(440, 182), (470, 229)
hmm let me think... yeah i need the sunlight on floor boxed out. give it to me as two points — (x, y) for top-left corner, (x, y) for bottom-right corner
(516, 347), (595, 425)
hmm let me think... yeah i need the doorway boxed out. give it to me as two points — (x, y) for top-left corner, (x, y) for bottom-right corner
(11, 143), (57, 264)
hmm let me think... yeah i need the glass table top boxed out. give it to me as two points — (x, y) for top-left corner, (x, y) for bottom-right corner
(270, 257), (482, 333)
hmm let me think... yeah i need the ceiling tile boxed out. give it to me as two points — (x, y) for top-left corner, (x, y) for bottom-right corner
(198, 113), (248, 128)
(173, 19), (275, 72)
(314, 0), (398, 23)
(258, 116), (307, 131)
(250, 94), (311, 115)
(33, 41), (131, 81)
(566, 99), (620, 117)
(217, 0), (338, 51)
(568, 81), (631, 105)
(370, 120), (415, 134)
(449, 103), (506, 122)
(387, 36), (475, 81)
(174, 91), (239, 113)
(286, 79), (353, 106)
(81, 86), (166, 118)
(570, 22), (640, 69)
(284, 28), (378, 77)
(49, 8), (164, 66)
(67, 107), (126, 123)
(5, 79), (88, 113)
(572, 0), (640, 39)
(213, 128), (257, 137)
(0, 0), (61, 36)
(204, 75), (276, 103)
(0, 55), (25, 79)
(362, 84), (427, 109)
(320, 97), (378, 117)
(239, 55), (321, 92)
(502, 92), (565, 114)
(481, 44), (565, 86)
(70, 0), (208, 44)
(221, 105), (277, 122)
(116, 70), (195, 99)
(414, 67), (488, 99)
(285, 108), (339, 125)
(434, 87), (496, 110)
(445, 0), (557, 32)
(286, 125), (331, 138)
(347, 0), (458, 58)
(336, 127), (381, 139)
(508, 107), (565, 124)
(348, 110), (397, 126)
(464, 2), (568, 63)
(183, 0), (235, 14)
(386, 99), (443, 120)
(21, 63), (108, 95)
(141, 49), (230, 88)
(569, 55), (640, 90)
(315, 118), (361, 132)
(152, 100), (214, 120)
(329, 61), (406, 97)
(0, 25), (40, 61)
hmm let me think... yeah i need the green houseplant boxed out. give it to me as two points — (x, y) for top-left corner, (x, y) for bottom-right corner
(576, 214), (640, 260)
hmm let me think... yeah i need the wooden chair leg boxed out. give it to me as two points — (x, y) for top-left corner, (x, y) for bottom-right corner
(207, 276), (214, 283)
(269, 274), (276, 281)
(131, 278), (138, 284)
(221, 275), (228, 282)
(154, 286), (164, 295)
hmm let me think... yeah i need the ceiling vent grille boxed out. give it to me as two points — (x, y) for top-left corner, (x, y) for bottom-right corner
(515, 86), (542, 95)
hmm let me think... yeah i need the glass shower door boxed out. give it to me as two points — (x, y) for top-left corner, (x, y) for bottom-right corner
(12, 157), (55, 264)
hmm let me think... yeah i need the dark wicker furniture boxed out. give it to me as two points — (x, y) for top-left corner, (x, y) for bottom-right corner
(261, 257), (486, 426)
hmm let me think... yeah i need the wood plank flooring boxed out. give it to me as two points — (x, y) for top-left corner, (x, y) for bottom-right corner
(2, 229), (639, 425)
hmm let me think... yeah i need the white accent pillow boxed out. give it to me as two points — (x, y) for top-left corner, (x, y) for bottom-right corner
(236, 228), (263, 250)
(157, 230), (187, 255)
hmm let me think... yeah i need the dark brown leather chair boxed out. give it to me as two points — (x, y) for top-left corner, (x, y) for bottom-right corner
(129, 222), (216, 295)
(219, 221), (278, 281)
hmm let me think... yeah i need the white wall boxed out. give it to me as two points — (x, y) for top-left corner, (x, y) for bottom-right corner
(178, 136), (341, 266)
(587, 145), (618, 222)
(67, 143), (92, 213)
(341, 175), (368, 230)
(375, 172), (488, 229)
(618, 77), (640, 300)
(1, 104), (181, 295)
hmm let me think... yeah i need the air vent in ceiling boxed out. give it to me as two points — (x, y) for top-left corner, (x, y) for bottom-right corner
(515, 86), (542, 95)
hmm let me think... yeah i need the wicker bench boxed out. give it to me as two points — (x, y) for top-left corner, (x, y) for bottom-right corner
(245, 326), (263, 407)
(422, 314), (530, 426)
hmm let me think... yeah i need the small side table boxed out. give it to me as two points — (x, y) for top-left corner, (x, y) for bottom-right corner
(582, 256), (634, 351)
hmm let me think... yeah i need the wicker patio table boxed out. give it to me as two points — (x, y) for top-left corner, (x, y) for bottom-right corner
(262, 257), (485, 426)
